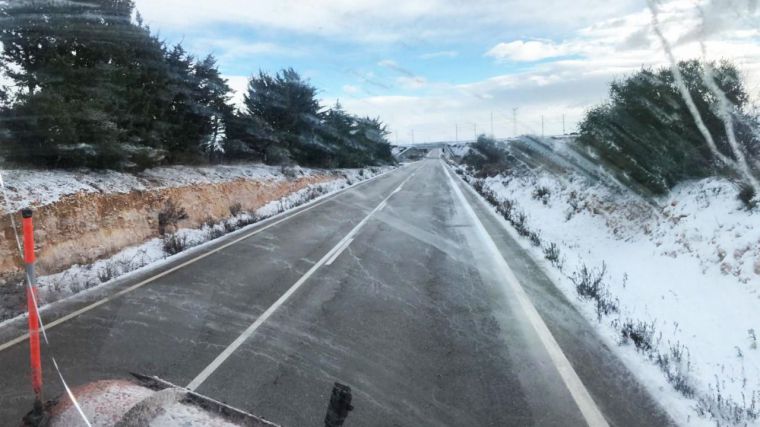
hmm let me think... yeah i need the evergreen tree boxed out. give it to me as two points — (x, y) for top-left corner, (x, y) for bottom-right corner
(239, 68), (321, 164)
(578, 59), (759, 194)
(0, 0), (169, 168)
(0, 1), (234, 169)
(194, 55), (233, 161)
(354, 116), (393, 165)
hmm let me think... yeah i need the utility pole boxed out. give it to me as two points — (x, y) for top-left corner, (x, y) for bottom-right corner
(512, 107), (518, 137)
(541, 114), (545, 138)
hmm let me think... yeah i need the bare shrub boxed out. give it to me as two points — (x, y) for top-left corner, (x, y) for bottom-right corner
(543, 243), (563, 269)
(229, 202), (243, 217)
(158, 199), (188, 235)
(281, 166), (299, 179)
(619, 319), (656, 352)
(656, 342), (694, 397)
(206, 226), (225, 240)
(571, 262), (619, 320)
(738, 183), (757, 210)
(532, 186), (551, 205)
(528, 230), (541, 247)
(163, 233), (188, 256)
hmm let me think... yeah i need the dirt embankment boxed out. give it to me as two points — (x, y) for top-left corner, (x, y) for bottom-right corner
(0, 175), (333, 284)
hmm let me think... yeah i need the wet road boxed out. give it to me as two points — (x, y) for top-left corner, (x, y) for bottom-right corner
(0, 157), (672, 426)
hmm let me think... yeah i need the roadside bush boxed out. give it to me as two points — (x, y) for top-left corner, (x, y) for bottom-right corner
(281, 166), (300, 179)
(543, 242), (563, 269)
(571, 262), (619, 320)
(532, 186), (551, 205)
(462, 135), (514, 177)
(163, 233), (188, 255)
(656, 342), (694, 397)
(206, 226), (225, 240)
(497, 199), (515, 219)
(619, 319), (656, 352)
(229, 202), (243, 217)
(696, 382), (759, 423)
(738, 183), (757, 210)
(512, 211), (530, 237)
(158, 199), (188, 235)
(528, 230), (541, 247)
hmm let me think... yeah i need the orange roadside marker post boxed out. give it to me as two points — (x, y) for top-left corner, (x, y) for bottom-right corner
(22, 208), (43, 415)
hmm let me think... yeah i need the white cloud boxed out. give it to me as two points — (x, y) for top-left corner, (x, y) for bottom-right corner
(420, 50), (459, 59)
(396, 76), (427, 90)
(185, 38), (301, 63)
(342, 84), (361, 94)
(134, 0), (643, 44)
(486, 40), (575, 62)
(345, 0), (760, 143)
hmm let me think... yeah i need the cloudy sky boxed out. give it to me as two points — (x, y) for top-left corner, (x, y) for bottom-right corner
(133, 0), (760, 144)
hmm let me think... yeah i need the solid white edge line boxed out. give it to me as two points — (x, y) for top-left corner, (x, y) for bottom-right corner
(0, 166), (405, 353)
(441, 161), (609, 427)
(185, 168), (418, 391)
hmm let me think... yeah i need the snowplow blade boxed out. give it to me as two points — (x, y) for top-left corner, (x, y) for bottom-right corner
(28, 373), (280, 427)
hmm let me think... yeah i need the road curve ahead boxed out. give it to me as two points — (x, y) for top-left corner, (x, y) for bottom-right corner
(0, 158), (672, 426)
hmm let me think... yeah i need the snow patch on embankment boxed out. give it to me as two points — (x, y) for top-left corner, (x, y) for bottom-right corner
(454, 163), (760, 426)
(0, 163), (305, 214)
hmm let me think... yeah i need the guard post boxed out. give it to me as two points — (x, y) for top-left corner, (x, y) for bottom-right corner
(22, 208), (43, 413)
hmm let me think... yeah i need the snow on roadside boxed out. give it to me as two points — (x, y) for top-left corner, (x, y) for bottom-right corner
(0, 163), (318, 214)
(1, 166), (393, 322)
(446, 144), (471, 158)
(457, 165), (760, 426)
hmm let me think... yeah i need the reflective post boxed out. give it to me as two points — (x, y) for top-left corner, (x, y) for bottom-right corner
(22, 208), (43, 411)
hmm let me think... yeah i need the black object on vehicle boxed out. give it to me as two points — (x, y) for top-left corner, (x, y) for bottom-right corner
(324, 382), (353, 427)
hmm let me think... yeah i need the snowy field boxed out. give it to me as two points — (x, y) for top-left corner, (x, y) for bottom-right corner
(451, 157), (760, 425)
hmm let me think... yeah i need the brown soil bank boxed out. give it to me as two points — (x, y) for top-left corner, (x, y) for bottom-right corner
(0, 174), (333, 284)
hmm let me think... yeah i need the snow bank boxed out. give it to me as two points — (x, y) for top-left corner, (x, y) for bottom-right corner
(0, 163), (314, 214)
(459, 165), (760, 425)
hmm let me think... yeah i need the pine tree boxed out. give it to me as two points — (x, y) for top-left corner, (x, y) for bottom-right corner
(0, 0), (170, 168)
(239, 68), (321, 164)
(194, 55), (233, 160)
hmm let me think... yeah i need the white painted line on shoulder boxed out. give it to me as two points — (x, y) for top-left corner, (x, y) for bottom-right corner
(185, 168), (418, 391)
(441, 161), (609, 427)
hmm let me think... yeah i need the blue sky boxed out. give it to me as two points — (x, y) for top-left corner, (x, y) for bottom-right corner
(134, 0), (760, 144)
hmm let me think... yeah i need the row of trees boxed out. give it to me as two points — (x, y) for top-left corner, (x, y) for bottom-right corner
(577, 60), (760, 195)
(0, 0), (393, 170)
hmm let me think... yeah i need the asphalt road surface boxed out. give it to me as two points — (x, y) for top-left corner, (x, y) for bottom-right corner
(0, 156), (673, 426)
